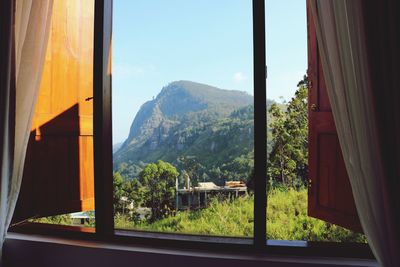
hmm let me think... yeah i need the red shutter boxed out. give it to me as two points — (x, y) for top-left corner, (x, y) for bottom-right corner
(307, 1), (362, 233)
(13, 0), (95, 222)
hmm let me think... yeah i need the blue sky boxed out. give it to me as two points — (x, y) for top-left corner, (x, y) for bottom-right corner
(112, 0), (307, 144)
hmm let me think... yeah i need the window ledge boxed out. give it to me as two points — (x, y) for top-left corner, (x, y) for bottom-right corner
(5, 233), (377, 267)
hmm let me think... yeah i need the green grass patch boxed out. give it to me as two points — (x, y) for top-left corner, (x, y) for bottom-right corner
(30, 188), (366, 242)
(116, 194), (254, 237)
(266, 188), (366, 242)
(115, 188), (367, 242)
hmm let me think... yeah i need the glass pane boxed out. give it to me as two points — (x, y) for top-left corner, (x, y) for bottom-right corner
(112, 0), (254, 238)
(265, 0), (366, 243)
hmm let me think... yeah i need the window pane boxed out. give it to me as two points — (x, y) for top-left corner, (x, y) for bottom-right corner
(112, 0), (254, 238)
(265, 0), (366, 243)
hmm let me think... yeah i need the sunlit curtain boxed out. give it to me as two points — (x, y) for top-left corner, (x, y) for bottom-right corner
(0, 0), (53, 262)
(310, 0), (400, 266)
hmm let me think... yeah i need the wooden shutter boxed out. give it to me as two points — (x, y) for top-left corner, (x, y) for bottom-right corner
(307, 1), (362, 233)
(14, 0), (95, 221)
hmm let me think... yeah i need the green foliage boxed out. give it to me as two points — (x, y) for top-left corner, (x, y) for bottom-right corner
(30, 212), (95, 228)
(177, 156), (204, 186)
(115, 104), (257, 186)
(139, 160), (179, 221)
(114, 188), (366, 242)
(268, 76), (308, 188)
(113, 171), (147, 216)
(178, 170), (190, 188)
(116, 161), (145, 180)
(125, 178), (146, 208)
(116, 194), (254, 237)
(230, 105), (254, 120)
(114, 213), (137, 229)
(266, 188), (366, 242)
(113, 81), (264, 185)
(31, 214), (73, 226)
(219, 152), (254, 182)
(113, 172), (125, 212)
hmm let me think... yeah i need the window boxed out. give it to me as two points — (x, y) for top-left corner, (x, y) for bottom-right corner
(11, 0), (372, 259)
(112, 0), (254, 238)
(265, 0), (365, 243)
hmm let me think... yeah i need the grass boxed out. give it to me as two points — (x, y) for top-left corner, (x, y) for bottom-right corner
(31, 188), (366, 242)
(30, 213), (95, 228)
(266, 188), (366, 242)
(115, 188), (367, 242)
(117, 194), (254, 237)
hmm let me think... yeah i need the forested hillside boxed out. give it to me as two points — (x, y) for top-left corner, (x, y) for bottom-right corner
(114, 80), (274, 185)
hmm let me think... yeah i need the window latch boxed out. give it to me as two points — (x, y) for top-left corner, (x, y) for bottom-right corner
(311, 104), (318, 112)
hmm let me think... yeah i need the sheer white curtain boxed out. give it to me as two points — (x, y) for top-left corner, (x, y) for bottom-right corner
(0, 0), (53, 261)
(310, 1), (400, 266)
(0, 0), (17, 261)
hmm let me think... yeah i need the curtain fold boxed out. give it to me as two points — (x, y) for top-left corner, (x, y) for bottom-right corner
(310, 1), (400, 266)
(0, 0), (16, 261)
(0, 0), (53, 262)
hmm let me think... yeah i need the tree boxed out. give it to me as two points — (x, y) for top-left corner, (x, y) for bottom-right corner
(208, 167), (224, 185)
(113, 171), (141, 214)
(177, 156), (204, 186)
(201, 172), (210, 183)
(124, 178), (145, 209)
(178, 170), (190, 188)
(221, 153), (254, 182)
(267, 76), (308, 188)
(113, 172), (125, 213)
(139, 160), (179, 221)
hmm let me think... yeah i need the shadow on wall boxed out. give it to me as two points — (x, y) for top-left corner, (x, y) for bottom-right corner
(13, 104), (84, 222)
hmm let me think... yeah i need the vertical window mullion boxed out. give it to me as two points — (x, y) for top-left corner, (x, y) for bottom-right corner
(94, 0), (114, 239)
(253, 0), (267, 249)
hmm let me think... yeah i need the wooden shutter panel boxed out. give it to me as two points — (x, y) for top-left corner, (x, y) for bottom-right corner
(14, 0), (95, 221)
(307, 1), (362, 233)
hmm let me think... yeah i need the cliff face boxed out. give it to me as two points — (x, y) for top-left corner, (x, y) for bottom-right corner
(113, 80), (259, 182)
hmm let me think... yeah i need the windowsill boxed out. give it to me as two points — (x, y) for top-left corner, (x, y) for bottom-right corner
(8, 222), (375, 260)
(5, 232), (377, 267)
(6, 230), (378, 266)
(115, 229), (253, 245)
(10, 222), (373, 258)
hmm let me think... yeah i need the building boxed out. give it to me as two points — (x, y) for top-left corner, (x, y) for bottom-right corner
(176, 182), (247, 210)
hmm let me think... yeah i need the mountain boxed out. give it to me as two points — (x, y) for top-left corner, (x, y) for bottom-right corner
(114, 80), (273, 184)
(113, 142), (123, 154)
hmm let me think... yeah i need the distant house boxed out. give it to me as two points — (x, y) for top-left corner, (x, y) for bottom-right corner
(176, 181), (247, 210)
(70, 211), (95, 226)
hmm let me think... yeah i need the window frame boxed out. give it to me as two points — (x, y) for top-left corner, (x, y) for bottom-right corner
(9, 0), (374, 261)
(93, 0), (267, 247)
